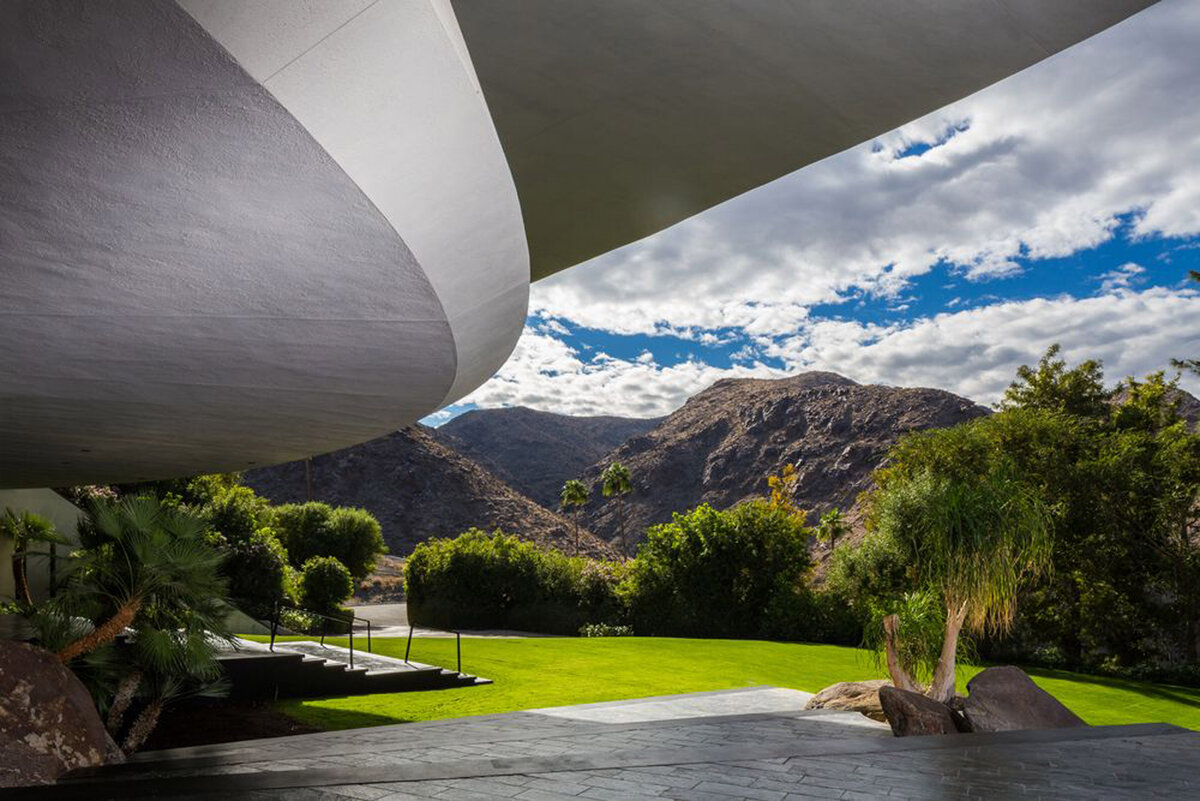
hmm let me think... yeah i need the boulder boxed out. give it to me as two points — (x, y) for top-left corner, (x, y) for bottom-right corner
(878, 686), (958, 736)
(805, 679), (889, 722)
(0, 640), (108, 787)
(962, 666), (1086, 732)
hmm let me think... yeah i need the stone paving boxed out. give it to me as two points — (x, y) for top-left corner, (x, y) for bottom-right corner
(31, 687), (1200, 800)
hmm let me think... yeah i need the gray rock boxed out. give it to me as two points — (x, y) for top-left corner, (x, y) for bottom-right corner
(0, 640), (108, 787)
(878, 686), (958, 736)
(963, 666), (1087, 732)
(805, 679), (889, 722)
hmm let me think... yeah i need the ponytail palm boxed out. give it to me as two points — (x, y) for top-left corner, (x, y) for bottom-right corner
(870, 464), (1052, 702)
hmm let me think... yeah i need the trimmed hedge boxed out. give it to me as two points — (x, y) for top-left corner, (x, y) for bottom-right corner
(405, 529), (625, 634)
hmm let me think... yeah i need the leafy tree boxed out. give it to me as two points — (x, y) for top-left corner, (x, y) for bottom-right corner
(600, 462), (633, 557)
(1000, 343), (1111, 418)
(866, 462), (1052, 702)
(199, 484), (270, 546)
(221, 529), (292, 618)
(620, 500), (812, 638)
(297, 556), (354, 614)
(1171, 270), (1200, 377)
(0, 509), (67, 606)
(767, 463), (801, 515)
(559, 479), (589, 556)
(271, 502), (385, 580)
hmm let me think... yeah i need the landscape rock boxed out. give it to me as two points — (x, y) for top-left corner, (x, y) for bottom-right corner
(0, 640), (108, 787)
(962, 666), (1087, 732)
(805, 679), (889, 722)
(878, 686), (958, 736)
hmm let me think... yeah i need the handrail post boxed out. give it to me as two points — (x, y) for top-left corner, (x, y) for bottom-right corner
(405, 624), (414, 664)
(270, 600), (279, 652)
(367, 619), (372, 653)
(349, 623), (354, 670)
(456, 631), (461, 674)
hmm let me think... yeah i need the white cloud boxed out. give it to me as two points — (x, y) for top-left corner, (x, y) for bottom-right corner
(529, 0), (1200, 335)
(458, 329), (786, 418)
(1097, 262), (1147, 293)
(768, 288), (1200, 405)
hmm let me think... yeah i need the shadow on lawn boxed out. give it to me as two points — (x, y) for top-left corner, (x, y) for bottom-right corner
(1023, 665), (1200, 710)
(277, 701), (408, 730)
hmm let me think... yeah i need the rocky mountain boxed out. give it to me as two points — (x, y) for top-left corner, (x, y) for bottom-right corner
(577, 372), (990, 552)
(245, 427), (613, 559)
(435, 407), (662, 509)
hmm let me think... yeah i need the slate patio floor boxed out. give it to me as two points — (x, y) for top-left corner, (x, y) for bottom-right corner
(25, 687), (1200, 800)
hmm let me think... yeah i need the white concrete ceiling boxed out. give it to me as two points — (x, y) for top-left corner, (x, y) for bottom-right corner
(0, 0), (1157, 487)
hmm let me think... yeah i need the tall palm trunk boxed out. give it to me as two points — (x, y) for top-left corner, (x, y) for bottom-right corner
(927, 600), (969, 703)
(58, 596), (143, 663)
(574, 508), (581, 557)
(617, 497), (625, 558)
(11, 552), (32, 606)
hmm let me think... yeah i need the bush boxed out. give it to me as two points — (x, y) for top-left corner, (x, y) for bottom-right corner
(272, 503), (386, 580)
(201, 485), (270, 546)
(222, 529), (292, 619)
(298, 556), (354, 614)
(279, 605), (354, 636)
(405, 529), (624, 634)
(619, 500), (812, 638)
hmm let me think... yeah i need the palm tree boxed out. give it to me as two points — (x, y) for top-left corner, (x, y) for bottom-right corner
(54, 496), (230, 664)
(869, 465), (1052, 703)
(559, 480), (589, 556)
(816, 508), (850, 551)
(600, 462), (633, 557)
(0, 509), (67, 606)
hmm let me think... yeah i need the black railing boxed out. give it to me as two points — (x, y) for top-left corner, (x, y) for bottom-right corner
(405, 623), (463, 674)
(267, 601), (377, 671)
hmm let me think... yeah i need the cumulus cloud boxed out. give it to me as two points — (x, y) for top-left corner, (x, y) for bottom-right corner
(529, 0), (1200, 335)
(768, 288), (1200, 405)
(458, 328), (786, 418)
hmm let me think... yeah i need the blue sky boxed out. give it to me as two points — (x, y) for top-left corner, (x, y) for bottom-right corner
(427, 0), (1200, 424)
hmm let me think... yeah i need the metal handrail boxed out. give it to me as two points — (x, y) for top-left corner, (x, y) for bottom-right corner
(267, 600), (380, 671)
(404, 623), (463, 674)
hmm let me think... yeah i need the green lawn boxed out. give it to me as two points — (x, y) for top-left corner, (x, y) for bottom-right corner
(259, 636), (1200, 732)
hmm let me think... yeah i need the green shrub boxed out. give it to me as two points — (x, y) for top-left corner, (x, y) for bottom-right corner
(405, 529), (624, 634)
(298, 556), (354, 614)
(279, 605), (354, 636)
(201, 485), (270, 546)
(619, 500), (812, 638)
(222, 528), (292, 619)
(272, 503), (386, 580)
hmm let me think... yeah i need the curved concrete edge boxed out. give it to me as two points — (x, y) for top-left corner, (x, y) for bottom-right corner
(178, 0), (531, 411)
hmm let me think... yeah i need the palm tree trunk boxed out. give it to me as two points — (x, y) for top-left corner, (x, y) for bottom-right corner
(107, 671), (143, 735)
(58, 596), (143, 663)
(617, 497), (625, 558)
(882, 614), (924, 693)
(12, 552), (32, 607)
(927, 600), (969, 704)
(122, 699), (164, 754)
(574, 508), (580, 557)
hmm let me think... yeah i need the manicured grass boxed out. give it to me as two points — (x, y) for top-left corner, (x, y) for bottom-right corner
(257, 636), (1200, 732)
